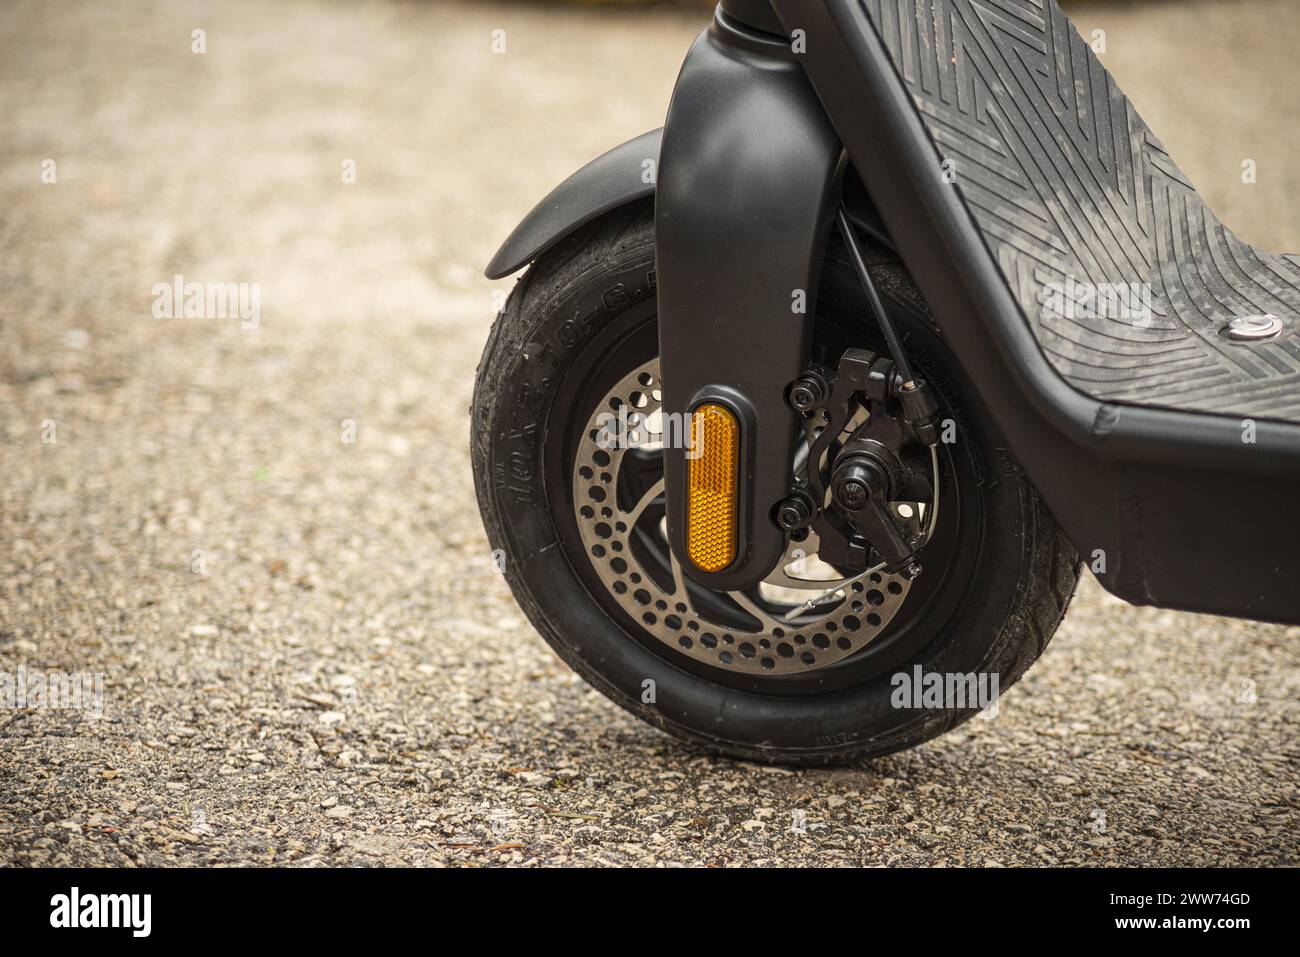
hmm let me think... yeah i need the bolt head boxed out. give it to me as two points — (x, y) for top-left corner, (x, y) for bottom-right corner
(839, 479), (869, 509)
(789, 385), (816, 411)
(1227, 313), (1283, 341)
(776, 496), (811, 531)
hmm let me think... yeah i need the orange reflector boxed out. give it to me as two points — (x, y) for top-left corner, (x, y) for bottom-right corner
(686, 402), (739, 572)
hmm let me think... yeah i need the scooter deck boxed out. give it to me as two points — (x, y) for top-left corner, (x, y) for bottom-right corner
(862, 0), (1300, 421)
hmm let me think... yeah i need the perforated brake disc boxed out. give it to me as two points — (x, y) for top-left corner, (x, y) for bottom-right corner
(571, 359), (914, 676)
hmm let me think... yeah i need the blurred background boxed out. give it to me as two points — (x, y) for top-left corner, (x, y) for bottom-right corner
(1, 0), (1296, 867)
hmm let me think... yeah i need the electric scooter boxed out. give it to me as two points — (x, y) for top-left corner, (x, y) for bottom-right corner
(471, 0), (1299, 762)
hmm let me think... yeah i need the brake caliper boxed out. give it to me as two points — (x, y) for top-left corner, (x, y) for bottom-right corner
(781, 348), (940, 578)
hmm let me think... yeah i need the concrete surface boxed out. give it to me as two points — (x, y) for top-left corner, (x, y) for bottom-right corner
(0, 0), (1297, 866)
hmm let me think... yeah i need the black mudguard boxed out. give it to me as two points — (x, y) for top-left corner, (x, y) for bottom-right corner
(486, 126), (888, 285)
(485, 129), (660, 281)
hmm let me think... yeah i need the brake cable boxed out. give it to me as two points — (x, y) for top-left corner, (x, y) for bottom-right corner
(836, 207), (918, 388)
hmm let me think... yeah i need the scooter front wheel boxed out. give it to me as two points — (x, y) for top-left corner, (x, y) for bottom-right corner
(471, 200), (1080, 763)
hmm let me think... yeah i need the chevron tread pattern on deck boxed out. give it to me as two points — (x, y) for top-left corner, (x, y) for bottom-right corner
(860, 0), (1300, 420)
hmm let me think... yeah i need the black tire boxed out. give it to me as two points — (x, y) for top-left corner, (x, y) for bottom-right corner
(471, 200), (1080, 764)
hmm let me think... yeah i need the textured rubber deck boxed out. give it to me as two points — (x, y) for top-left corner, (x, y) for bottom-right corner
(861, 0), (1300, 421)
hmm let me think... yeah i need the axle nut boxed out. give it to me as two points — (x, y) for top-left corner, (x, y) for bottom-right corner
(775, 494), (814, 532)
(788, 375), (828, 412)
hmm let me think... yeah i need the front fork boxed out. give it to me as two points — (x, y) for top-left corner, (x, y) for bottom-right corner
(657, 4), (939, 590)
(656, 6), (843, 591)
